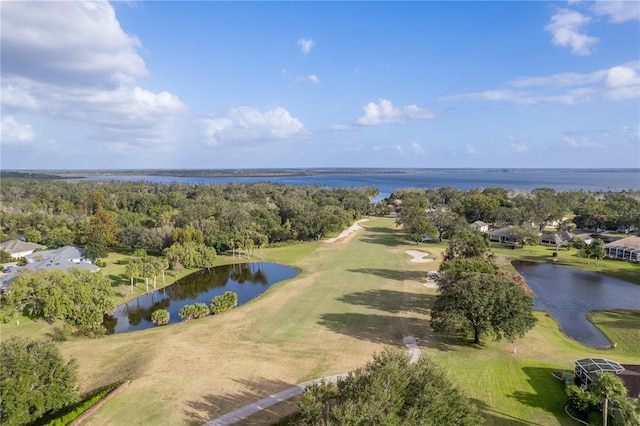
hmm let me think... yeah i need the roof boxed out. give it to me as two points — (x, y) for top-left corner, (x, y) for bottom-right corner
(604, 235), (640, 250)
(23, 246), (99, 273)
(575, 357), (625, 375)
(490, 226), (513, 237)
(541, 231), (573, 243)
(472, 221), (488, 227)
(0, 240), (46, 254)
(620, 364), (640, 399)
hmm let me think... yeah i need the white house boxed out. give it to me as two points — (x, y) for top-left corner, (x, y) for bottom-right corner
(0, 240), (46, 259)
(470, 221), (489, 233)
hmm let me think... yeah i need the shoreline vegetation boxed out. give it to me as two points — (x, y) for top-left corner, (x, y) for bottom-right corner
(1, 167), (639, 180)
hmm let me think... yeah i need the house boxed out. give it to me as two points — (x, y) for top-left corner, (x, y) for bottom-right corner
(489, 226), (516, 244)
(1, 246), (100, 293)
(23, 246), (99, 273)
(540, 231), (573, 247)
(0, 240), (46, 259)
(470, 220), (489, 233)
(604, 235), (640, 263)
(574, 233), (594, 245)
(574, 358), (640, 400)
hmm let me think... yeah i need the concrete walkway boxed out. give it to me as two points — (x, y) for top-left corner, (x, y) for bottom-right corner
(203, 337), (421, 426)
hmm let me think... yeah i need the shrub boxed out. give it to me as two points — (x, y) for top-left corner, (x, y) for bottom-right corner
(566, 384), (598, 415)
(210, 291), (238, 314)
(151, 309), (170, 326)
(115, 259), (129, 265)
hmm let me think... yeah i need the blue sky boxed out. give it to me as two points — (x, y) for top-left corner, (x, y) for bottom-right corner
(1, 1), (638, 169)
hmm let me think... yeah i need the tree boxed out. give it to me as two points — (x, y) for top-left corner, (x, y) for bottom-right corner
(573, 237), (586, 262)
(0, 337), (78, 426)
(23, 229), (42, 244)
(431, 272), (537, 345)
(151, 309), (170, 326)
(426, 210), (466, 242)
(210, 291), (238, 314)
(46, 225), (75, 248)
(299, 348), (482, 425)
(5, 269), (115, 333)
(80, 207), (119, 258)
(442, 229), (493, 262)
(508, 225), (541, 248)
(588, 238), (606, 266)
(590, 373), (629, 426)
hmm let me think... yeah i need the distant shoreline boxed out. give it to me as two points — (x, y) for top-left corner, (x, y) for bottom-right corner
(2, 167), (638, 180)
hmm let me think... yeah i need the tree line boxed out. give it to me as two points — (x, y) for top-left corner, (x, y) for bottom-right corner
(0, 179), (375, 258)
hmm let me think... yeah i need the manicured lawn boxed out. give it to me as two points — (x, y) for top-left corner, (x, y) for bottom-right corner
(8, 217), (640, 425)
(492, 243), (640, 284)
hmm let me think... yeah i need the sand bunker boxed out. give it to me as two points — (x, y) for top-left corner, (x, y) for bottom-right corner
(406, 250), (434, 263)
(325, 219), (369, 243)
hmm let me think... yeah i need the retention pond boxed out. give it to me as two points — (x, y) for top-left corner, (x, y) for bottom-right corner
(105, 262), (298, 334)
(513, 261), (640, 348)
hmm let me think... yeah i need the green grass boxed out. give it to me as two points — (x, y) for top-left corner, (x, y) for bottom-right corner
(492, 243), (640, 284)
(587, 309), (640, 355)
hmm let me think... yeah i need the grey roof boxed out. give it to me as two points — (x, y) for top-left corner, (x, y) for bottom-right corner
(605, 236), (640, 250)
(575, 358), (625, 375)
(490, 226), (513, 238)
(541, 231), (573, 243)
(0, 240), (46, 254)
(23, 246), (99, 273)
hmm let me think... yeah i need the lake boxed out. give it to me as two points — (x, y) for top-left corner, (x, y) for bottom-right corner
(513, 261), (640, 348)
(104, 262), (298, 334)
(83, 169), (640, 202)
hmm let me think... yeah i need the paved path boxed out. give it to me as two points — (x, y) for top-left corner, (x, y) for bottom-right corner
(203, 337), (421, 426)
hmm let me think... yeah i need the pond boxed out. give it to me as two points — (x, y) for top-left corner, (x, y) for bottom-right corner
(513, 261), (640, 348)
(104, 262), (298, 334)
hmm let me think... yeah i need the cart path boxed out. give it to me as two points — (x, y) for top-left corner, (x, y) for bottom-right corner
(202, 337), (421, 426)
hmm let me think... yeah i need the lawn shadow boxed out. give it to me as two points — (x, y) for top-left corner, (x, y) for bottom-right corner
(338, 289), (434, 315)
(470, 398), (544, 425)
(359, 226), (408, 247)
(319, 312), (431, 346)
(348, 268), (426, 282)
(182, 377), (294, 425)
(507, 367), (568, 421)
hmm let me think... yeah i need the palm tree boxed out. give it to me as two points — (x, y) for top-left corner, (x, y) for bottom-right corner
(590, 373), (628, 426)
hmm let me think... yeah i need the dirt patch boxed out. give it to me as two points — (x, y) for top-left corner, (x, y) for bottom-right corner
(405, 250), (433, 263)
(325, 219), (369, 243)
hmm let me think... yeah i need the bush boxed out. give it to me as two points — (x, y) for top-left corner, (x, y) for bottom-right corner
(566, 384), (598, 415)
(95, 260), (106, 267)
(39, 381), (123, 426)
(210, 291), (238, 314)
(151, 309), (170, 326)
(115, 259), (129, 265)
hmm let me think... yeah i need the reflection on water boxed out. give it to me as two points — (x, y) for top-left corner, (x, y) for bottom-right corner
(105, 262), (297, 334)
(514, 261), (640, 348)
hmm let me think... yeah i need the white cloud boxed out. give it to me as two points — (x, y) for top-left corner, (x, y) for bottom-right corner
(297, 38), (315, 55)
(508, 137), (529, 153)
(441, 61), (639, 105)
(297, 74), (320, 83)
(545, 9), (598, 56)
(329, 124), (355, 131)
(592, 0), (640, 23)
(564, 135), (605, 149)
(0, 1), (186, 151)
(1, 1), (146, 87)
(411, 142), (425, 154)
(356, 98), (436, 126)
(0, 116), (36, 144)
(466, 144), (477, 155)
(203, 106), (309, 147)
(510, 70), (607, 88)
